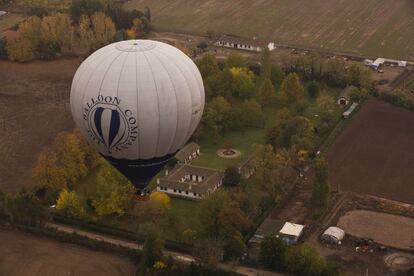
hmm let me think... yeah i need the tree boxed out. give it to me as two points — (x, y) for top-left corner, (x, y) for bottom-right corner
(7, 36), (35, 62)
(280, 73), (305, 104)
(271, 65), (285, 88)
(70, 0), (104, 24)
(149, 191), (171, 209)
(223, 166), (241, 187)
(240, 99), (265, 128)
(197, 41), (208, 51)
(312, 157), (330, 208)
(350, 87), (369, 102)
(348, 63), (372, 89)
(56, 189), (85, 218)
(5, 190), (49, 226)
(92, 163), (135, 216)
(78, 14), (94, 50)
(126, 18), (142, 39)
(0, 38), (8, 59)
(260, 47), (271, 81)
(229, 67), (256, 99)
(40, 13), (72, 53)
(137, 233), (165, 274)
(259, 78), (276, 106)
(90, 12), (116, 49)
(260, 235), (287, 271)
(225, 53), (247, 68)
(197, 54), (220, 78)
(317, 94), (334, 110)
(323, 58), (348, 88)
(307, 81), (321, 99)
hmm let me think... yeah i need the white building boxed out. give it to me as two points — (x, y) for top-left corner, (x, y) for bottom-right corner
(321, 226), (345, 244)
(279, 222), (305, 245)
(157, 164), (224, 200)
(214, 34), (275, 52)
(371, 57), (407, 69)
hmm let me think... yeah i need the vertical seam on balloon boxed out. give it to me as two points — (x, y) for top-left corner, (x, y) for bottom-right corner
(149, 50), (180, 155)
(157, 47), (193, 152)
(134, 50), (140, 158)
(97, 51), (124, 96)
(161, 45), (203, 143)
(80, 49), (120, 125)
(142, 51), (161, 158)
(73, 48), (109, 125)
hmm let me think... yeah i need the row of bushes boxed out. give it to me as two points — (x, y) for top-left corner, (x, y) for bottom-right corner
(53, 214), (193, 254)
(375, 91), (414, 111)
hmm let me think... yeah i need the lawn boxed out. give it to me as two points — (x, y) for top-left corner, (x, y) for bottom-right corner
(0, 14), (25, 33)
(192, 127), (265, 170)
(125, 0), (414, 60)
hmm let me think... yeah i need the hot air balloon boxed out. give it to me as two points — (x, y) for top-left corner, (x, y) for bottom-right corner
(70, 40), (205, 190)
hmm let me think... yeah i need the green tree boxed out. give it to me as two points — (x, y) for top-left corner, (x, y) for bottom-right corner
(197, 54), (220, 78)
(271, 65), (285, 88)
(5, 190), (49, 226)
(307, 81), (321, 99)
(260, 47), (271, 81)
(70, 0), (104, 23)
(348, 63), (372, 89)
(137, 233), (165, 274)
(260, 235), (287, 271)
(259, 78), (276, 106)
(92, 163), (135, 216)
(323, 58), (348, 88)
(312, 157), (330, 208)
(223, 166), (241, 187)
(225, 53), (247, 68)
(56, 189), (85, 218)
(280, 73), (305, 104)
(229, 67), (256, 99)
(350, 87), (369, 102)
(240, 99), (265, 128)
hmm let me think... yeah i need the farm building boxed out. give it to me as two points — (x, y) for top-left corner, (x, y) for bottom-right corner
(237, 153), (256, 179)
(279, 222), (305, 245)
(249, 218), (285, 244)
(156, 164), (224, 200)
(371, 58), (407, 69)
(175, 142), (200, 164)
(337, 86), (355, 105)
(0, 11), (6, 17)
(214, 34), (275, 52)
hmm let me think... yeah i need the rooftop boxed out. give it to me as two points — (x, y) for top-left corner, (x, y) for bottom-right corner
(175, 142), (199, 162)
(339, 85), (356, 100)
(279, 222), (304, 237)
(159, 164), (224, 194)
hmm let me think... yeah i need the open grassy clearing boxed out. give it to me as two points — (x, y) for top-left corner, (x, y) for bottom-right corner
(126, 0), (414, 60)
(0, 13), (25, 32)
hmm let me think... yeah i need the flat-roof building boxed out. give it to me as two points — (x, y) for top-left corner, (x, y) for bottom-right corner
(157, 164), (224, 200)
(214, 34), (275, 52)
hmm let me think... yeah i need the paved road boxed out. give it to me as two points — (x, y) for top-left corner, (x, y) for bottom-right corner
(47, 223), (282, 276)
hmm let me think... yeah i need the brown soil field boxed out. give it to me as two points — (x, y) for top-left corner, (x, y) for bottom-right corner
(327, 99), (414, 204)
(0, 59), (80, 193)
(0, 229), (135, 276)
(337, 210), (414, 250)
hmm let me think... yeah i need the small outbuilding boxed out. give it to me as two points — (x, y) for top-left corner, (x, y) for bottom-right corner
(337, 86), (355, 105)
(279, 222), (304, 245)
(321, 226), (345, 244)
(342, 102), (359, 119)
(175, 142), (200, 164)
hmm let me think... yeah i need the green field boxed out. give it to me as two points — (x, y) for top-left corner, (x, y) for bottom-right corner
(0, 14), (25, 33)
(126, 0), (414, 60)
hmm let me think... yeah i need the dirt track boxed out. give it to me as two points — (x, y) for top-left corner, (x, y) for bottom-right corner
(327, 99), (414, 204)
(338, 210), (414, 250)
(0, 59), (79, 193)
(0, 229), (135, 276)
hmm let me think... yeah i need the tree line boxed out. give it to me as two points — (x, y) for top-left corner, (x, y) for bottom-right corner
(0, 0), (151, 62)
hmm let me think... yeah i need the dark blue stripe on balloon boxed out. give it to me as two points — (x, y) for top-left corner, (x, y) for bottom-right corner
(108, 110), (120, 148)
(94, 107), (105, 145)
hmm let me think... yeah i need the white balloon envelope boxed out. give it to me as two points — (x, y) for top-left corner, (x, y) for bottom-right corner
(70, 40), (205, 189)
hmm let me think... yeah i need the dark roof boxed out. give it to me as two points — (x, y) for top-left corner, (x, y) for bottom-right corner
(339, 86), (356, 100)
(175, 142), (199, 162)
(159, 164), (224, 194)
(250, 218), (285, 243)
(216, 34), (268, 48)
